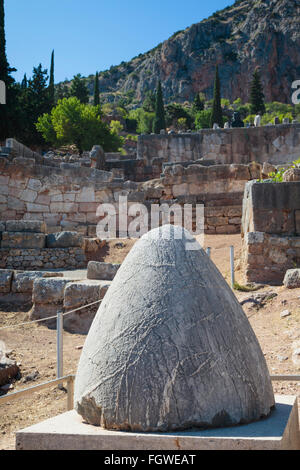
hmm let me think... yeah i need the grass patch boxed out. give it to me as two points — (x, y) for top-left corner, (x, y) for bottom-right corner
(233, 282), (261, 292)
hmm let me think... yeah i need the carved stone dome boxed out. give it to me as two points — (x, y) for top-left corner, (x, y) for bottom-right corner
(74, 225), (275, 432)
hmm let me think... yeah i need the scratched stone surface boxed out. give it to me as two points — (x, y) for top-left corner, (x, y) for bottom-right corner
(74, 225), (275, 432)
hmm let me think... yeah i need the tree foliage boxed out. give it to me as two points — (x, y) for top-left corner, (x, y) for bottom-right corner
(36, 97), (122, 154)
(69, 74), (89, 104)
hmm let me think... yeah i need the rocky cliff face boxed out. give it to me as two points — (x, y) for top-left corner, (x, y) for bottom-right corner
(95, 0), (300, 104)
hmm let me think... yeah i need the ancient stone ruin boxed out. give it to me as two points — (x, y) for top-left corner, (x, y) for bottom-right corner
(242, 180), (300, 285)
(74, 225), (275, 432)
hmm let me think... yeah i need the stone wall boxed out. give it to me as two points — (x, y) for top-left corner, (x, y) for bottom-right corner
(0, 221), (86, 270)
(242, 181), (300, 285)
(137, 124), (300, 168)
(0, 156), (265, 236)
(0, 247), (86, 271)
(161, 162), (262, 234)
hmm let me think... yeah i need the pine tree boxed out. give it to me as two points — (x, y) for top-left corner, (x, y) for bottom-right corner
(250, 69), (266, 115)
(55, 82), (70, 101)
(210, 65), (223, 128)
(153, 81), (166, 134)
(70, 74), (89, 104)
(49, 50), (55, 108)
(94, 71), (100, 106)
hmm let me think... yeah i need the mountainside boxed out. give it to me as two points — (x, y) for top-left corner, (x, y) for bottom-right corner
(90, 0), (300, 105)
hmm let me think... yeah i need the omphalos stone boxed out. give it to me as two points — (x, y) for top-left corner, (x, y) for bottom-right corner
(74, 225), (275, 432)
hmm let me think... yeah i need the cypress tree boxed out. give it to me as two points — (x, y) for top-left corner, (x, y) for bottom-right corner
(210, 65), (223, 128)
(0, 0), (9, 83)
(0, 0), (17, 140)
(21, 74), (28, 89)
(94, 71), (100, 106)
(192, 93), (204, 114)
(250, 69), (265, 115)
(49, 50), (55, 108)
(153, 81), (166, 134)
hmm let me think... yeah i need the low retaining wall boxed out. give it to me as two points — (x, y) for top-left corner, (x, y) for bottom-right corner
(0, 157), (267, 235)
(0, 248), (86, 270)
(0, 221), (86, 270)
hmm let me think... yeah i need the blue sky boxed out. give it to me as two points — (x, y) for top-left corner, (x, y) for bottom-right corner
(5, 0), (235, 83)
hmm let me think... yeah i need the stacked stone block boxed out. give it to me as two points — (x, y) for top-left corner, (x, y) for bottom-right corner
(0, 221), (86, 270)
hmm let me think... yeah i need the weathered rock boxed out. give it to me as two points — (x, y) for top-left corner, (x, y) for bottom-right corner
(283, 269), (300, 289)
(87, 261), (120, 281)
(1, 232), (46, 249)
(283, 168), (300, 182)
(0, 269), (13, 293)
(32, 278), (71, 305)
(281, 310), (291, 319)
(5, 220), (47, 233)
(75, 225), (275, 432)
(90, 145), (105, 171)
(0, 342), (20, 387)
(46, 231), (83, 248)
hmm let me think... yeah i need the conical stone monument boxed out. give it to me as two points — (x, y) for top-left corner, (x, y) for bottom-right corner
(74, 225), (275, 432)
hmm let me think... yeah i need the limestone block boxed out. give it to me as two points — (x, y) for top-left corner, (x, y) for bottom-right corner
(50, 202), (78, 213)
(1, 232), (46, 249)
(35, 194), (51, 205)
(229, 217), (242, 225)
(64, 280), (104, 309)
(172, 184), (189, 197)
(32, 278), (71, 305)
(283, 269), (300, 289)
(246, 232), (265, 245)
(5, 220), (47, 233)
(12, 271), (63, 294)
(26, 203), (49, 213)
(7, 197), (26, 211)
(216, 225), (239, 234)
(27, 178), (42, 192)
(75, 187), (96, 203)
(46, 232), (83, 248)
(20, 189), (38, 203)
(62, 280), (111, 334)
(87, 261), (120, 281)
(207, 216), (228, 227)
(0, 269), (13, 293)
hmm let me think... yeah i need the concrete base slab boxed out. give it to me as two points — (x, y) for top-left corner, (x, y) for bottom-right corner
(16, 395), (300, 450)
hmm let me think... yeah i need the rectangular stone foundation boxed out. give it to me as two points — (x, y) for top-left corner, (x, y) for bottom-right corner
(16, 396), (300, 450)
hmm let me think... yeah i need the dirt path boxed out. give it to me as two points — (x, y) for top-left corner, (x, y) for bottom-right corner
(0, 234), (299, 450)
